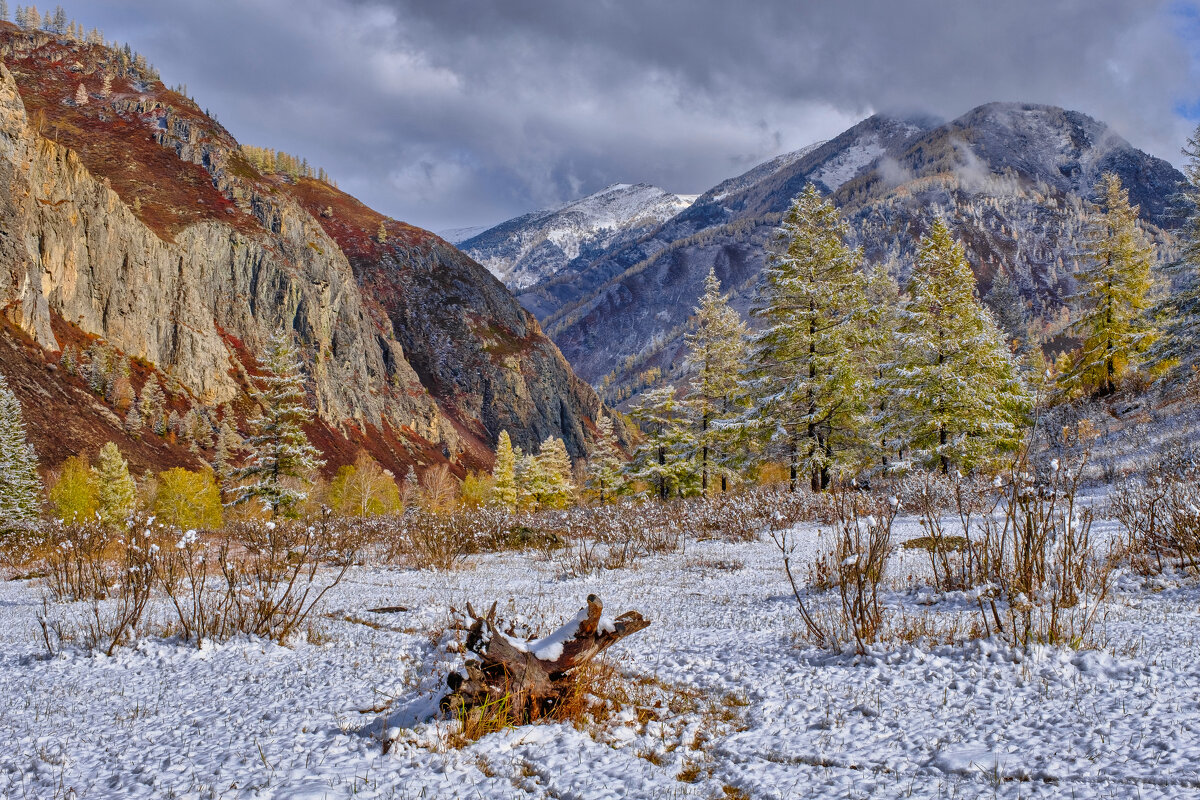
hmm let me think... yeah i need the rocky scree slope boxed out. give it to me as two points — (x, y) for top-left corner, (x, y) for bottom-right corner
(0, 25), (611, 475)
(459, 183), (695, 292)
(516, 105), (1183, 395)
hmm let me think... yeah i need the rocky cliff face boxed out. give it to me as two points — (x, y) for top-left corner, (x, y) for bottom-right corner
(513, 104), (1184, 396)
(0, 26), (612, 473)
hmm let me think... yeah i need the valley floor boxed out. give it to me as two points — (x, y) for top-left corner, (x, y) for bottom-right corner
(1, 512), (1198, 799)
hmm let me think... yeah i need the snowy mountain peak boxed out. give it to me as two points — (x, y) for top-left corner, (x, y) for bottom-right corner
(459, 183), (696, 290)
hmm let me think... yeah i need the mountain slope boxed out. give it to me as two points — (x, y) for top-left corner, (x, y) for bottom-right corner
(0, 24), (613, 475)
(518, 104), (1183, 394)
(460, 183), (695, 291)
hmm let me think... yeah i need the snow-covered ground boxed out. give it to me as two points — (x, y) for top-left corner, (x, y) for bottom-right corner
(1, 511), (1198, 799)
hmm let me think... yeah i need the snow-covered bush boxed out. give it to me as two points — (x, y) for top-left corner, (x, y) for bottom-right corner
(773, 489), (899, 654)
(973, 450), (1112, 648)
(1110, 447), (1200, 574)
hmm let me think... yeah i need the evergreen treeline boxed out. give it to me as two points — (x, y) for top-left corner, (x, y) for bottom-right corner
(240, 145), (334, 185)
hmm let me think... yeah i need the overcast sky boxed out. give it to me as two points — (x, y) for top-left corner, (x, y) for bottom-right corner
(77, 1), (1200, 232)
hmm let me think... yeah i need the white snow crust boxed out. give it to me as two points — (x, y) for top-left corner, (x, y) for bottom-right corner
(1, 507), (1198, 798)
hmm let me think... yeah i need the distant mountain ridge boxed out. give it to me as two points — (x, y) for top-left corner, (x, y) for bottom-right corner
(458, 183), (696, 290)
(495, 103), (1183, 398)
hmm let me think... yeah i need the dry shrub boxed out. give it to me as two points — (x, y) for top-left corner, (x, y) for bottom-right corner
(909, 472), (996, 592)
(35, 517), (161, 655)
(773, 489), (899, 654)
(1110, 446), (1200, 574)
(33, 514), (359, 652)
(191, 516), (357, 643)
(971, 445), (1112, 648)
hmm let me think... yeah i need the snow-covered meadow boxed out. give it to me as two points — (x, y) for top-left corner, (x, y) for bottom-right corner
(1, 508), (1198, 800)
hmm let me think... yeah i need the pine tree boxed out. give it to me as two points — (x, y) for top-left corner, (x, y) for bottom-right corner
(527, 436), (574, 510)
(51, 4), (64, 33)
(230, 330), (325, 516)
(584, 415), (624, 503)
(490, 430), (518, 512)
(984, 269), (1027, 350)
(885, 218), (1030, 473)
(1063, 173), (1156, 396)
(139, 374), (166, 435)
(100, 73), (113, 99)
(746, 184), (875, 491)
(625, 386), (694, 500)
(85, 342), (111, 394)
(74, 83), (88, 106)
(124, 399), (142, 436)
(682, 269), (749, 494)
(0, 373), (41, 529)
(377, 221), (388, 243)
(864, 262), (903, 468)
(1151, 123), (1200, 382)
(94, 441), (136, 527)
(0, 2), (9, 22)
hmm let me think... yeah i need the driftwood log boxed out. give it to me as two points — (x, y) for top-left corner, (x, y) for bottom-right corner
(441, 594), (650, 722)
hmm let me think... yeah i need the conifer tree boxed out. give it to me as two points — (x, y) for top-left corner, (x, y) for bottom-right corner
(230, 330), (324, 516)
(527, 436), (574, 510)
(864, 262), (903, 467)
(74, 83), (88, 106)
(100, 73), (113, 99)
(94, 441), (136, 527)
(0, 2), (9, 22)
(139, 374), (166, 435)
(377, 221), (388, 243)
(1063, 173), (1156, 396)
(584, 414), (624, 503)
(124, 398), (142, 436)
(1151, 123), (1200, 381)
(625, 386), (694, 500)
(0, 373), (41, 528)
(985, 269), (1027, 349)
(746, 184), (874, 491)
(490, 430), (518, 512)
(885, 218), (1029, 473)
(683, 269), (749, 494)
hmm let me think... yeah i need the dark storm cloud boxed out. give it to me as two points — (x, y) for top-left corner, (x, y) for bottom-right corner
(80, 1), (1197, 231)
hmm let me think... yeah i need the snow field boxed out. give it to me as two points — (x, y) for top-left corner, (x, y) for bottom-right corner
(0, 511), (1198, 799)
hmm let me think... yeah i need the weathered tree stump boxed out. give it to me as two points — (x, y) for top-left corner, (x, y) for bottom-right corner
(441, 594), (650, 723)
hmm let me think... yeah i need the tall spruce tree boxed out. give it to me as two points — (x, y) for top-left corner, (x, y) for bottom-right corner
(230, 330), (324, 516)
(490, 430), (518, 512)
(0, 373), (41, 528)
(864, 262), (902, 468)
(139, 374), (166, 435)
(1063, 172), (1156, 396)
(94, 441), (136, 527)
(625, 386), (694, 499)
(1151, 123), (1200, 381)
(746, 184), (874, 491)
(534, 437), (575, 509)
(682, 269), (749, 494)
(885, 218), (1029, 473)
(584, 414), (624, 503)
